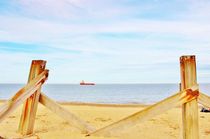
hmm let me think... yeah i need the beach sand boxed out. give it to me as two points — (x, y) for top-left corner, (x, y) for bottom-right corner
(0, 102), (210, 139)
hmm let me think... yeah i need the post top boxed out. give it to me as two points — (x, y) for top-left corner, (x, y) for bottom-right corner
(180, 55), (196, 62)
(32, 60), (46, 66)
(180, 55), (195, 58)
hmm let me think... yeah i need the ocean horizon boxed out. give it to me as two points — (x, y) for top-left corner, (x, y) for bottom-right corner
(1, 83), (210, 104)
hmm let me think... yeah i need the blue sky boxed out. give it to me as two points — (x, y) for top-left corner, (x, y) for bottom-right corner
(0, 0), (210, 83)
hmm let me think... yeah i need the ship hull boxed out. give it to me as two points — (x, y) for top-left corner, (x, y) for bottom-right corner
(80, 83), (95, 85)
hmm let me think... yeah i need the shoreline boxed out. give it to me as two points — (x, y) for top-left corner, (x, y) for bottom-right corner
(1, 99), (204, 108)
(0, 99), (149, 107)
(58, 101), (150, 107)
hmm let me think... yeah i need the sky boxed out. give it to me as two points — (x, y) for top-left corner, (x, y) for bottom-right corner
(0, 0), (210, 84)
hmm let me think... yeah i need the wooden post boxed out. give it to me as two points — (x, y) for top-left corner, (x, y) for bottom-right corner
(180, 55), (199, 139)
(19, 60), (46, 135)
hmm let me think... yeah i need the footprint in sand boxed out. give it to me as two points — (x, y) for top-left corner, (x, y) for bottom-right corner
(200, 116), (205, 118)
(8, 116), (16, 118)
(35, 128), (48, 134)
(94, 117), (112, 122)
(62, 121), (69, 125)
(37, 114), (47, 118)
(205, 130), (210, 135)
(40, 120), (51, 124)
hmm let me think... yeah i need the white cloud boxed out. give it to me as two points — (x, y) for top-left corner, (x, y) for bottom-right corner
(0, 0), (210, 83)
(1, 15), (210, 43)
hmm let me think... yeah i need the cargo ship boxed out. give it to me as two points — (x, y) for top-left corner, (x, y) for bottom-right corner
(80, 80), (95, 85)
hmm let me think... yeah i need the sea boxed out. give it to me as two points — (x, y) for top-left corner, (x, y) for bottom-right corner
(0, 84), (210, 104)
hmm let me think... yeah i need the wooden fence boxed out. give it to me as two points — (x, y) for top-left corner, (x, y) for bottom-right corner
(0, 55), (210, 139)
(0, 60), (95, 138)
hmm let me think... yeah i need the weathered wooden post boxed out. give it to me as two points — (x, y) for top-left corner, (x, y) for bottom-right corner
(19, 60), (46, 135)
(180, 55), (199, 139)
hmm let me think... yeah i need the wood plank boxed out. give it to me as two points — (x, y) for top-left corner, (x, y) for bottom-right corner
(198, 92), (210, 108)
(180, 55), (199, 139)
(19, 60), (46, 135)
(0, 70), (48, 123)
(89, 85), (198, 137)
(39, 93), (95, 134)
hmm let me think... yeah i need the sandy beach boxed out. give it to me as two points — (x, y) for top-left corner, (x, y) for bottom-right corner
(0, 102), (210, 139)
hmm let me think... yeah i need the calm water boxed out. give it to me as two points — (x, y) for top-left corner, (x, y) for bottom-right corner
(0, 84), (210, 104)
